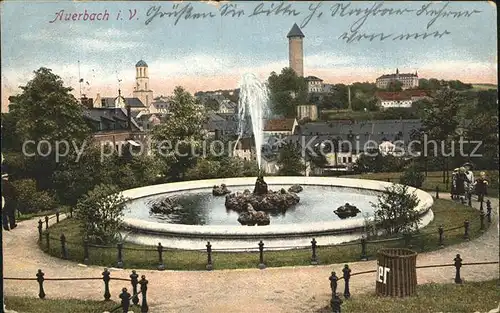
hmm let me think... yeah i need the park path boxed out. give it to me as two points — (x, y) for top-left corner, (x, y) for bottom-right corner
(2, 195), (499, 313)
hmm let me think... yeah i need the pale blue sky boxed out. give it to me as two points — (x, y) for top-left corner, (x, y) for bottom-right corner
(1, 1), (497, 107)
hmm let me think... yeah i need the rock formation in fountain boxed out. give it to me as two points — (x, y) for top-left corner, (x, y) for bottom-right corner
(288, 184), (303, 193)
(237, 203), (270, 226)
(212, 184), (231, 196)
(149, 196), (182, 215)
(225, 176), (300, 213)
(333, 203), (361, 219)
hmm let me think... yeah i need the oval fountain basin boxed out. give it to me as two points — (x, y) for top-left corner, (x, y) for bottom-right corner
(121, 177), (434, 250)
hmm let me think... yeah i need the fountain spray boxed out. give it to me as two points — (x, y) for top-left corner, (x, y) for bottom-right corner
(234, 73), (270, 170)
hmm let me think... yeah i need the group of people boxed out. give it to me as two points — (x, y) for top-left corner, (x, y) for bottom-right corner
(450, 163), (489, 202)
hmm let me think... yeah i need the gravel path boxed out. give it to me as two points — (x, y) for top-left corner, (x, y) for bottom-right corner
(3, 196), (499, 313)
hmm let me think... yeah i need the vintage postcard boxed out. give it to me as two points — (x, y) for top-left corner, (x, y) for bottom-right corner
(1, 1), (498, 313)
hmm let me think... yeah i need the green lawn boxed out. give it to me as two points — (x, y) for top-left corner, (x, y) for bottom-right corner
(39, 199), (490, 270)
(5, 297), (118, 313)
(344, 170), (499, 197)
(17, 206), (71, 222)
(317, 280), (500, 313)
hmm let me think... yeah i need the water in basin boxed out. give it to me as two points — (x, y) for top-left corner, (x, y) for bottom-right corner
(124, 185), (380, 226)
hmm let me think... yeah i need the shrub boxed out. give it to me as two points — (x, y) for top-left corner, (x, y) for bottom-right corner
(11, 179), (56, 213)
(400, 163), (425, 188)
(371, 184), (421, 236)
(75, 184), (128, 244)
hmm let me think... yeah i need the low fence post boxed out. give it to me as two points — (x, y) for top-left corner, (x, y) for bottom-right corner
(360, 236), (367, 260)
(45, 232), (50, 251)
(468, 194), (472, 207)
(329, 271), (338, 295)
(36, 269), (46, 299)
(480, 210), (485, 231)
(311, 238), (318, 265)
(60, 234), (67, 259)
(69, 207), (73, 218)
(116, 242), (123, 268)
(463, 220), (470, 241)
(157, 243), (165, 271)
(331, 294), (343, 313)
(206, 241), (213, 271)
(119, 288), (131, 313)
(438, 225), (444, 248)
(486, 205), (492, 223)
(44, 215), (49, 229)
(454, 254), (462, 284)
(38, 219), (43, 241)
(139, 275), (149, 313)
(83, 239), (89, 264)
(342, 264), (351, 299)
(258, 240), (266, 269)
(435, 186), (439, 199)
(386, 178), (390, 182)
(102, 268), (111, 300)
(479, 200), (484, 213)
(56, 210), (60, 223)
(130, 270), (139, 306)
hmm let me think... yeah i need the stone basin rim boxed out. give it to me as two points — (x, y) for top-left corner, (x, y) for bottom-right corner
(121, 177), (434, 236)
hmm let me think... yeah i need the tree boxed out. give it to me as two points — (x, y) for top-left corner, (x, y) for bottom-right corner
(464, 113), (499, 170)
(268, 68), (308, 117)
(448, 80), (472, 91)
(419, 89), (461, 181)
(204, 98), (220, 111)
(185, 156), (260, 180)
(152, 87), (207, 181)
(11, 179), (56, 214)
(76, 184), (128, 244)
(185, 159), (222, 180)
(399, 163), (425, 188)
(476, 90), (498, 114)
(52, 144), (115, 205)
(386, 80), (403, 91)
(277, 143), (304, 175)
(2, 67), (91, 190)
(371, 184), (421, 236)
(354, 152), (405, 173)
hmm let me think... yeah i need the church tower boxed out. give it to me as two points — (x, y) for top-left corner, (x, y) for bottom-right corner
(287, 23), (305, 77)
(133, 60), (153, 109)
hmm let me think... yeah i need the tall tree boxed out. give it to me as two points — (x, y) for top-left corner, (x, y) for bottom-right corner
(2, 67), (91, 189)
(268, 68), (308, 117)
(152, 87), (207, 181)
(420, 89), (461, 182)
(277, 143), (304, 176)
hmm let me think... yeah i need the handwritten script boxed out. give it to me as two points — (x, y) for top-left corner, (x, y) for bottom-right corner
(49, 1), (483, 43)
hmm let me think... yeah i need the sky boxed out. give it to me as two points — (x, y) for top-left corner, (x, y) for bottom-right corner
(1, 1), (497, 110)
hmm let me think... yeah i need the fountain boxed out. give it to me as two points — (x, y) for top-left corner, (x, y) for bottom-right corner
(234, 73), (270, 170)
(119, 75), (434, 250)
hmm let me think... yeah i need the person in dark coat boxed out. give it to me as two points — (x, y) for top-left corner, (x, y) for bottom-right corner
(475, 172), (488, 203)
(455, 167), (469, 200)
(451, 168), (459, 199)
(2, 174), (17, 230)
